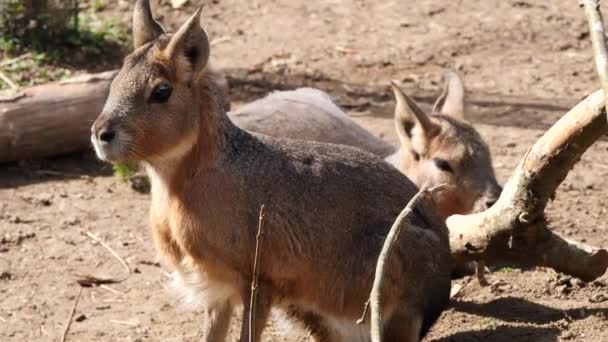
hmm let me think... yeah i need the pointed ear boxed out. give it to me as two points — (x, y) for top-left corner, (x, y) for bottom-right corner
(133, 0), (164, 49)
(437, 70), (465, 120)
(164, 7), (210, 78)
(390, 81), (439, 148)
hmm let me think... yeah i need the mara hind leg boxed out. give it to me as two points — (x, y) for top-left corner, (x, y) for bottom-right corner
(239, 281), (273, 342)
(383, 278), (450, 341)
(202, 299), (233, 342)
(383, 310), (423, 342)
(286, 306), (344, 342)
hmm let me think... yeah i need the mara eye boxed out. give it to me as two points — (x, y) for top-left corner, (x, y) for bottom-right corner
(411, 150), (420, 161)
(150, 83), (172, 103)
(433, 158), (453, 173)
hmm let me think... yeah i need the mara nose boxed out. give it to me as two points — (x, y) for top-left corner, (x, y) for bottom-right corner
(485, 198), (497, 208)
(484, 185), (503, 209)
(98, 129), (116, 143)
(92, 116), (116, 143)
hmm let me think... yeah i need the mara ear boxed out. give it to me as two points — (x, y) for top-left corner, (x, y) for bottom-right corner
(133, 0), (164, 49)
(434, 70), (465, 120)
(164, 7), (210, 79)
(390, 81), (439, 148)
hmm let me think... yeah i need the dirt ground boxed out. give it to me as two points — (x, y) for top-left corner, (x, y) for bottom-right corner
(2, 0), (608, 341)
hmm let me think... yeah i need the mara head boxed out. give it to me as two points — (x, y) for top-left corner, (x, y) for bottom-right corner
(390, 71), (502, 218)
(91, 0), (216, 165)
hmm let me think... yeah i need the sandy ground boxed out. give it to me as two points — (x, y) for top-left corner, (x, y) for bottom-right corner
(1, 0), (608, 341)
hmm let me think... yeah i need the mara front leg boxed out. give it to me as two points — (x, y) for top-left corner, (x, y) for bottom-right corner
(239, 281), (273, 342)
(285, 306), (345, 342)
(202, 299), (233, 342)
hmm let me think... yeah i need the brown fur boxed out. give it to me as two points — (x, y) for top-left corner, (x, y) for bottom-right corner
(91, 2), (451, 341)
(230, 75), (501, 220)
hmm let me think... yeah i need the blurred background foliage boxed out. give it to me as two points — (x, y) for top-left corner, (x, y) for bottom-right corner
(0, 0), (129, 89)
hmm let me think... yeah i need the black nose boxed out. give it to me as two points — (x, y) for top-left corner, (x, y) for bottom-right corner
(98, 129), (116, 143)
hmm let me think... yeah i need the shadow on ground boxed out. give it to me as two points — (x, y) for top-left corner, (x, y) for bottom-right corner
(452, 296), (608, 325)
(430, 325), (560, 342)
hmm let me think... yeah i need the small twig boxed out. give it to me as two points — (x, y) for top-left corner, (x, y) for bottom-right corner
(0, 71), (18, 89)
(0, 53), (31, 68)
(357, 299), (370, 325)
(99, 284), (125, 296)
(211, 36), (231, 46)
(35, 170), (92, 180)
(365, 183), (434, 342)
(0, 315), (5, 323)
(249, 205), (266, 342)
(109, 320), (137, 326)
(76, 274), (123, 287)
(581, 0), (608, 119)
(476, 261), (489, 287)
(85, 231), (131, 278)
(60, 287), (82, 342)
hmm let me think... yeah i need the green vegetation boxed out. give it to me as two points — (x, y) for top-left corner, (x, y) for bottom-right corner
(112, 163), (139, 181)
(0, 0), (129, 90)
(477, 318), (495, 328)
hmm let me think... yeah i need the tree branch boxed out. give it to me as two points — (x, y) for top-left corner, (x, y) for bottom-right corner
(444, 1), (608, 282)
(248, 205), (266, 342)
(366, 183), (432, 342)
(581, 0), (608, 120)
(447, 89), (608, 281)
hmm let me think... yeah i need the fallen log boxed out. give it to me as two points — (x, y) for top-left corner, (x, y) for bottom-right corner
(0, 71), (117, 162)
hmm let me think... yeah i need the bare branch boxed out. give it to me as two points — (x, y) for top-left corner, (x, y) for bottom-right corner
(85, 231), (131, 278)
(249, 205), (266, 342)
(367, 183), (432, 342)
(0, 53), (31, 68)
(60, 287), (82, 342)
(447, 89), (608, 281)
(357, 299), (370, 325)
(0, 71), (18, 89)
(581, 0), (608, 119)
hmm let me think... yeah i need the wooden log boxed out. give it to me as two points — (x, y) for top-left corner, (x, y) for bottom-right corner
(0, 71), (117, 162)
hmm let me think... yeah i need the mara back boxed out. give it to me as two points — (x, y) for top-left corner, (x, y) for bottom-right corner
(229, 76), (502, 219)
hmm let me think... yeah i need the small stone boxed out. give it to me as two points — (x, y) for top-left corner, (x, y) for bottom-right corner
(590, 293), (608, 303)
(556, 276), (572, 286)
(129, 175), (151, 194)
(572, 278), (586, 288)
(556, 284), (570, 294)
(75, 314), (87, 322)
(562, 331), (574, 340)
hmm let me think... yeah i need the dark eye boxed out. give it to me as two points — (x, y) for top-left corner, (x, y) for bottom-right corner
(434, 158), (453, 173)
(411, 150), (420, 161)
(150, 83), (172, 103)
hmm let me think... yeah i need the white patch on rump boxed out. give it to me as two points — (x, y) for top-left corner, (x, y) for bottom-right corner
(324, 316), (370, 342)
(168, 264), (238, 310)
